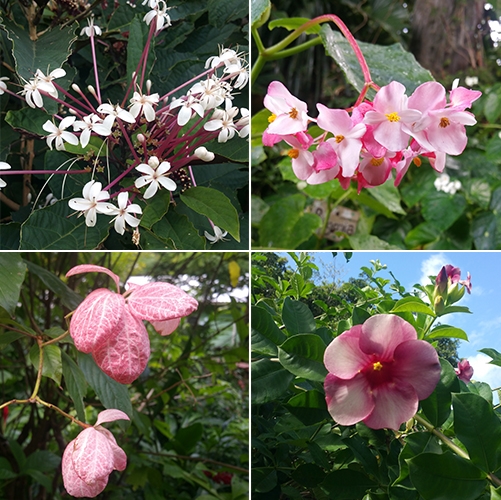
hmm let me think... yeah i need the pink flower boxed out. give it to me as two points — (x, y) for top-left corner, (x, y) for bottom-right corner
(264, 81), (311, 135)
(435, 264), (471, 294)
(316, 104), (366, 177)
(363, 81), (421, 152)
(67, 265), (198, 384)
(357, 150), (395, 190)
(282, 133), (315, 181)
(460, 272), (472, 294)
(62, 409), (129, 498)
(455, 359), (473, 383)
(323, 314), (441, 430)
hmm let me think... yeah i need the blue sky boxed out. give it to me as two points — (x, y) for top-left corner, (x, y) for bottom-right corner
(282, 251), (501, 392)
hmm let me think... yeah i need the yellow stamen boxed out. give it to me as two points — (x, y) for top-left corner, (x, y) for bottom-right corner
(268, 113), (277, 123)
(413, 157), (422, 167)
(335, 135), (345, 143)
(288, 149), (299, 159)
(439, 117), (450, 128)
(385, 112), (401, 123)
(370, 157), (384, 167)
(289, 108), (298, 119)
(373, 361), (383, 371)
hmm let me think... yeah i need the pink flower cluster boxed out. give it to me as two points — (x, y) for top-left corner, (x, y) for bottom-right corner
(67, 264), (198, 384)
(323, 314), (441, 430)
(62, 409), (129, 498)
(263, 80), (481, 190)
(455, 359), (474, 384)
(435, 264), (472, 294)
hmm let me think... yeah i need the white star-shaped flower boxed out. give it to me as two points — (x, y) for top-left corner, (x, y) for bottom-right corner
(143, 0), (172, 33)
(109, 192), (142, 235)
(134, 156), (177, 199)
(0, 77), (9, 95)
(170, 95), (205, 126)
(68, 180), (115, 227)
(80, 18), (102, 37)
(43, 117), (79, 151)
(72, 113), (112, 147)
(0, 161), (11, 190)
(203, 106), (239, 143)
(129, 90), (159, 122)
(204, 226), (228, 243)
(97, 103), (136, 128)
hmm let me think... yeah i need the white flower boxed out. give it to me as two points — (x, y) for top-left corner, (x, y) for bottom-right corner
(142, 0), (158, 7)
(97, 103), (136, 127)
(0, 161), (11, 190)
(204, 226), (228, 243)
(134, 156), (177, 199)
(228, 65), (249, 89)
(170, 95), (205, 126)
(236, 107), (249, 138)
(80, 18), (102, 37)
(434, 173), (462, 195)
(109, 192), (142, 235)
(35, 68), (66, 97)
(129, 90), (159, 122)
(72, 113), (112, 147)
(68, 180), (115, 227)
(42, 117), (79, 151)
(21, 78), (45, 108)
(143, 0), (171, 33)
(464, 76), (479, 87)
(194, 146), (215, 162)
(189, 77), (226, 110)
(203, 106), (239, 143)
(0, 77), (9, 95)
(205, 48), (240, 69)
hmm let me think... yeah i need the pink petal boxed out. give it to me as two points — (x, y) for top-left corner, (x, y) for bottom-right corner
(93, 307), (151, 384)
(307, 167), (340, 185)
(324, 372), (375, 426)
(312, 142), (337, 171)
(316, 104), (353, 135)
(408, 81), (446, 112)
(150, 318), (181, 336)
(70, 289), (126, 353)
(324, 326), (372, 378)
(66, 264), (121, 292)
(62, 439), (108, 498)
(363, 381), (418, 430)
(359, 314), (417, 360)
(291, 150), (314, 180)
(392, 339), (441, 399)
(72, 427), (115, 484)
(95, 409), (130, 426)
(337, 138), (364, 177)
(95, 427), (128, 471)
(373, 81), (407, 114)
(126, 282), (198, 321)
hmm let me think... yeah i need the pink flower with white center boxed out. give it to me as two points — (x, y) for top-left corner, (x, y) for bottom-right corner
(62, 409), (129, 498)
(68, 180), (115, 227)
(455, 359), (473, 383)
(0, 77), (9, 95)
(204, 106), (239, 143)
(363, 81), (422, 152)
(134, 156), (177, 199)
(324, 314), (441, 430)
(72, 113), (112, 147)
(66, 264), (199, 384)
(317, 104), (366, 177)
(109, 192), (142, 235)
(264, 81), (311, 136)
(143, 0), (172, 33)
(42, 117), (79, 151)
(0, 161), (11, 190)
(170, 95), (205, 126)
(129, 90), (159, 122)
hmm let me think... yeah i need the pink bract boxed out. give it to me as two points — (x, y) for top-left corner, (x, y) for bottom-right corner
(70, 289), (125, 353)
(455, 359), (474, 383)
(323, 314), (441, 430)
(66, 264), (121, 292)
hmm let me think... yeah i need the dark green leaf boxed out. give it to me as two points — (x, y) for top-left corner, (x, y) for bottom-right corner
(251, 305), (286, 356)
(29, 344), (62, 385)
(287, 390), (329, 425)
(391, 296), (435, 316)
(25, 470), (52, 492)
(207, 137), (249, 163)
(252, 468), (277, 493)
(26, 260), (82, 310)
(421, 358), (460, 427)
(251, 0), (271, 29)
(140, 190), (170, 230)
(0, 253), (26, 315)
(404, 222), (439, 248)
(479, 348), (501, 367)
(24, 450), (61, 473)
(251, 358), (294, 404)
(62, 351), (87, 422)
(484, 90), (501, 124)
(422, 192), (467, 232)
(282, 297), (316, 334)
(472, 212), (497, 250)
(352, 306), (371, 325)
(181, 187), (240, 241)
(77, 352), (132, 418)
(126, 16), (154, 84)
(453, 393), (501, 473)
(348, 234), (403, 250)
(278, 334), (328, 382)
(269, 17), (322, 34)
(321, 469), (377, 499)
(291, 463), (326, 488)
(368, 181), (406, 215)
(426, 325), (468, 341)
(5, 107), (48, 136)
(172, 423), (204, 454)
(408, 452), (487, 500)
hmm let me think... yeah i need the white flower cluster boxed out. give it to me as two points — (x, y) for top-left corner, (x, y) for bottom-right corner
(434, 173), (462, 195)
(20, 68), (66, 108)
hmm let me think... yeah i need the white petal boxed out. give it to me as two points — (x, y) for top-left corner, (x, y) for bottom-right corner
(143, 181), (158, 199)
(117, 192), (128, 209)
(157, 176), (177, 191)
(85, 208), (98, 227)
(80, 128), (91, 148)
(68, 198), (91, 211)
(124, 213), (141, 227)
(114, 215), (125, 235)
(135, 176), (152, 189)
(144, 103), (156, 122)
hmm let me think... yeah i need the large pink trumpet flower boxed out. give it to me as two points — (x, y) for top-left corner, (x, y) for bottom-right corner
(324, 314), (441, 430)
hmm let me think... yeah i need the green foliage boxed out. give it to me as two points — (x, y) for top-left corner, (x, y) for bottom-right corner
(251, 252), (499, 499)
(0, 252), (248, 498)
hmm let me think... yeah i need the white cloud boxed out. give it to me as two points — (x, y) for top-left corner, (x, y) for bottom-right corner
(419, 253), (449, 286)
(468, 353), (501, 392)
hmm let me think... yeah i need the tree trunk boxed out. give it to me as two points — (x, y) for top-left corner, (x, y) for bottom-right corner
(410, 0), (484, 77)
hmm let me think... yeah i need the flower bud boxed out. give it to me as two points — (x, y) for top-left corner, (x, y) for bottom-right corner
(447, 282), (465, 304)
(434, 295), (445, 315)
(194, 146), (215, 162)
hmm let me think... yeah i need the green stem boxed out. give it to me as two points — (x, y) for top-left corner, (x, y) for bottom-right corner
(41, 330), (69, 347)
(265, 37), (324, 60)
(29, 340), (44, 401)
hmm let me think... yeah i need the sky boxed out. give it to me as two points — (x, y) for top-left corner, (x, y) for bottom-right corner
(282, 251), (501, 392)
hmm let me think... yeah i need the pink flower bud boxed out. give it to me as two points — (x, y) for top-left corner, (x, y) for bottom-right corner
(455, 359), (473, 383)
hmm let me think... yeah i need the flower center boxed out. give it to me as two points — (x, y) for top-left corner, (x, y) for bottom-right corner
(288, 148), (299, 159)
(268, 113), (276, 123)
(413, 157), (422, 167)
(370, 157), (384, 167)
(335, 135), (345, 143)
(373, 361), (383, 371)
(289, 108), (298, 119)
(385, 112), (401, 123)
(439, 117), (450, 128)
